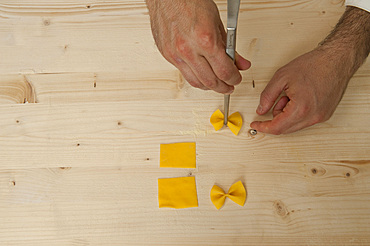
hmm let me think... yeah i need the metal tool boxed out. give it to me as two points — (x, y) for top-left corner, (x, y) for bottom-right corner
(224, 0), (241, 125)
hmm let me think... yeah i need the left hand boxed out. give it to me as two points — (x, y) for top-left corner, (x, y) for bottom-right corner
(145, 0), (251, 94)
(250, 48), (351, 135)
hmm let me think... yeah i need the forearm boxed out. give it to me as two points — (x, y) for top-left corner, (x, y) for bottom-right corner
(318, 6), (370, 77)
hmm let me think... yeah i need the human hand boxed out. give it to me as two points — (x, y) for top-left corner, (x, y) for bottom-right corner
(250, 49), (352, 135)
(146, 0), (251, 94)
(251, 6), (369, 135)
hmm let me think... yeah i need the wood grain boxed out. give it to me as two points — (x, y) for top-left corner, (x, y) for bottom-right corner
(1, 0), (370, 245)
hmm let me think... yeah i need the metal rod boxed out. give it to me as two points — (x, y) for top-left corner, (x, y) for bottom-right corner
(224, 94), (230, 125)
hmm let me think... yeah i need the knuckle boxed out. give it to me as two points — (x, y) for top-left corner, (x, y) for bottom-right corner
(311, 112), (328, 125)
(297, 104), (310, 119)
(161, 47), (176, 62)
(197, 31), (217, 50)
(311, 115), (322, 125)
(175, 38), (193, 60)
(273, 66), (290, 82)
(275, 66), (287, 76)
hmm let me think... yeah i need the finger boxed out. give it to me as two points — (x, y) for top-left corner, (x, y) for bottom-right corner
(187, 55), (234, 94)
(251, 101), (302, 135)
(278, 120), (313, 134)
(205, 50), (243, 86)
(251, 116), (309, 135)
(173, 57), (209, 90)
(181, 67), (209, 90)
(257, 72), (287, 115)
(272, 96), (289, 117)
(235, 52), (251, 71)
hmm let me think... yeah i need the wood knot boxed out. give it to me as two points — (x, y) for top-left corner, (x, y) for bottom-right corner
(22, 75), (38, 104)
(60, 167), (72, 170)
(309, 166), (326, 177)
(43, 19), (51, 26)
(273, 200), (289, 217)
(343, 167), (359, 178)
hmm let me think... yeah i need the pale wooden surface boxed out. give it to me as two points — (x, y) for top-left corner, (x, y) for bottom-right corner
(1, 0), (370, 245)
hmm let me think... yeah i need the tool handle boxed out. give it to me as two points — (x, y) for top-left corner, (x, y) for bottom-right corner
(226, 28), (236, 61)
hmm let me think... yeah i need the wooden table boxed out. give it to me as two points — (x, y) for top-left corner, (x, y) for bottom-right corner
(1, 1), (369, 245)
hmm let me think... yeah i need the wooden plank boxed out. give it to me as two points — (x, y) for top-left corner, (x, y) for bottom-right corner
(0, 67), (369, 105)
(0, 71), (184, 104)
(0, 67), (369, 104)
(0, 0), (344, 76)
(0, 98), (369, 169)
(0, 0), (368, 105)
(1, 167), (370, 245)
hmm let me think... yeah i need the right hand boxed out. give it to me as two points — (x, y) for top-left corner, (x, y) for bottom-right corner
(146, 0), (251, 94)
(250, 48), (351, 135)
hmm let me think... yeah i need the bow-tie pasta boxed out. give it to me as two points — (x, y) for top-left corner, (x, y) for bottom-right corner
(210, 109), (243, 136)
(210, 181), (246, 210)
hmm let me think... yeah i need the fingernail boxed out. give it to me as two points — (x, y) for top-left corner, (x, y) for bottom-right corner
(257, 104), (263, 113)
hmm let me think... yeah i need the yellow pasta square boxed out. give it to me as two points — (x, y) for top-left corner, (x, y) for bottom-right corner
(160, 142), (196, 168)
(158, 177), (198, 209)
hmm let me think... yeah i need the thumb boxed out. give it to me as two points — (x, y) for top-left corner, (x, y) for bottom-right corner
(257, 72), (286, 115)
(235, 52), (251, 71)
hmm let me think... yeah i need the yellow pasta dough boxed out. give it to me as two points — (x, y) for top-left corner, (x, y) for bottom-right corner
(160, 142), (196, 168)
(158, 177), (198, 209)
